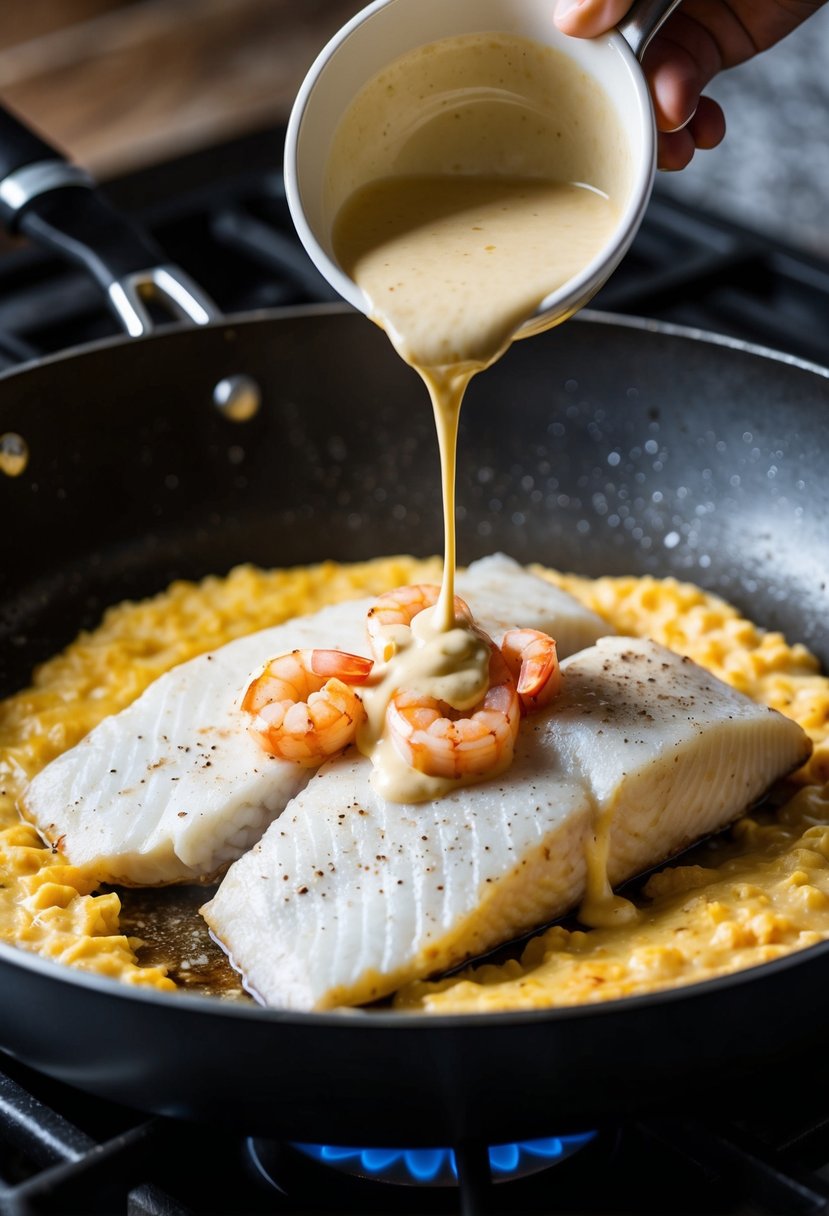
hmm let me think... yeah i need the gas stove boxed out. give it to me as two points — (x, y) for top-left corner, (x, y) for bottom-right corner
(4, 1049), (829, 1215)
(2, 127), (829, 1216)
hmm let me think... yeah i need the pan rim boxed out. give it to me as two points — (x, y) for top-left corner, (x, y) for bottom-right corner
(0, 303), (827, 384)
(2, 932), (828, 1029)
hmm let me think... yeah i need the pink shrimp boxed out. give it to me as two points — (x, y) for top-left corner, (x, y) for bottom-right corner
(242, 649), (373, 765)
(366, 584), (474, 662)
(387, 646), (521, 780)
(501, 629), (561, 713)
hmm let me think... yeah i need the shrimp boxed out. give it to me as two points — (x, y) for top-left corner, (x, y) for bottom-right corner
(387, 646), (520, 780)
(366, 584), (473, 662)
(242, 649), (373, 765)
(501, 629), (561, 713)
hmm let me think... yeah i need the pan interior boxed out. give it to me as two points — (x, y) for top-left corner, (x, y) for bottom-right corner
(2, 310), (828, 695)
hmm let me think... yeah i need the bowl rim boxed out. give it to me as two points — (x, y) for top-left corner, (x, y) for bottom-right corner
(283, 0), (656, 337)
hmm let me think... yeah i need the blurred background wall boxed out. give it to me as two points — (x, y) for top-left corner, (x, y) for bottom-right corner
(658, 5), (829, 259)
(1, 0), (827, 255)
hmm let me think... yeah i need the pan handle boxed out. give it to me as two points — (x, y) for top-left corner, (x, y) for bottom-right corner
(0, 103), (220, 338)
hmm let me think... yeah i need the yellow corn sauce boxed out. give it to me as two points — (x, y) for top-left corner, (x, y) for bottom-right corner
(1, 557), (828, 1010)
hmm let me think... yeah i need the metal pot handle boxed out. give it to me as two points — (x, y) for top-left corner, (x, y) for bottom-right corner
(618, 0), (684, 60)
(0, 102), (220, 337)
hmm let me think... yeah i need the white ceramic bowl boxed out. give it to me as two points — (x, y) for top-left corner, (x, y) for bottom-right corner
(285, 0), (675, 338)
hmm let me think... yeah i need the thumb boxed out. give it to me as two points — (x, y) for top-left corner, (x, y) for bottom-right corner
(554, 0), (634, 38)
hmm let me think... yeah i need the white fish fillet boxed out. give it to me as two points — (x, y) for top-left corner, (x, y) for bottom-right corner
(455, 553), (608, 656)
(22, 558), (597, 885)
(22, 600), (370, 884)
(201, 638), (811, 1011)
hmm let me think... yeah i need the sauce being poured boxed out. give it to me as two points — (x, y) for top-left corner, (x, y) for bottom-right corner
(334, 172), (616, 626)
(334, 176), (616, 374)
(330, 33), (622, 806)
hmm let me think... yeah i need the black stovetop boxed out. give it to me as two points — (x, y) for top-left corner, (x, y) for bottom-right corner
(2, 127), (829, 1216)
(4, 1045), (826, 1216)
(4, 1048), (829, 1216)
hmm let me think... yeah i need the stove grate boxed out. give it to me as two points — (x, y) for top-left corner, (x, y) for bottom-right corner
(3, 1050), (829, 1216)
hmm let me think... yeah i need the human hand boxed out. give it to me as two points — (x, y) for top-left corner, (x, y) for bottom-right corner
(554, 1), (827, 169)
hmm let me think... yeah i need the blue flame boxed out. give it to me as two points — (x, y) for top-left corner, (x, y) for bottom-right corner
(294, 1132), (596, 1183)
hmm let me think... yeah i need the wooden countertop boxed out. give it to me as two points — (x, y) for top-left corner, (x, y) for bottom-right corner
(0, 0), (364, 177)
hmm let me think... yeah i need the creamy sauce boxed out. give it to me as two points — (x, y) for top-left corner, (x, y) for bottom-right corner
(330, 33), (621, 804)
(580, 793), (638, 929)
(333, 176), (618, 374)
(357, 607), (493, 803)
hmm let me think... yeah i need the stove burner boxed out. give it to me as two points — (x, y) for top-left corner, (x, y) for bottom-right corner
(290, 1132), (597, 1186)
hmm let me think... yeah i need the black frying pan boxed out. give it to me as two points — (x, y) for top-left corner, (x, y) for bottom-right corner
(1, 104), (829, 1147)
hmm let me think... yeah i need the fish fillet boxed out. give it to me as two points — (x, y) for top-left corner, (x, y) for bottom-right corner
(21, 600), (370, 884)
(456, 553), (608, 655)
(202, 638), (811, 1010)
(22, 559), (597, 885)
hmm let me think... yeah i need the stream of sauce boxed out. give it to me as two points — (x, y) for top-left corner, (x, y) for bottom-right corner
(330, 34), (620, 807)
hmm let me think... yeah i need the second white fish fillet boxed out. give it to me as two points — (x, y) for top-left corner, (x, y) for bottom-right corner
(456, 553), (608, 655)
(202, 638), (811, 1010)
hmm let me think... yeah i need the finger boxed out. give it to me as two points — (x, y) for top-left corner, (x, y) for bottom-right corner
(688, 95), (726, 150)
(554, 0), (632, 38)
(656, 128), (696, 172)
(655, 96), (725, 170)
(641, 11), (724, 131)
(644, 38), (705, 131)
